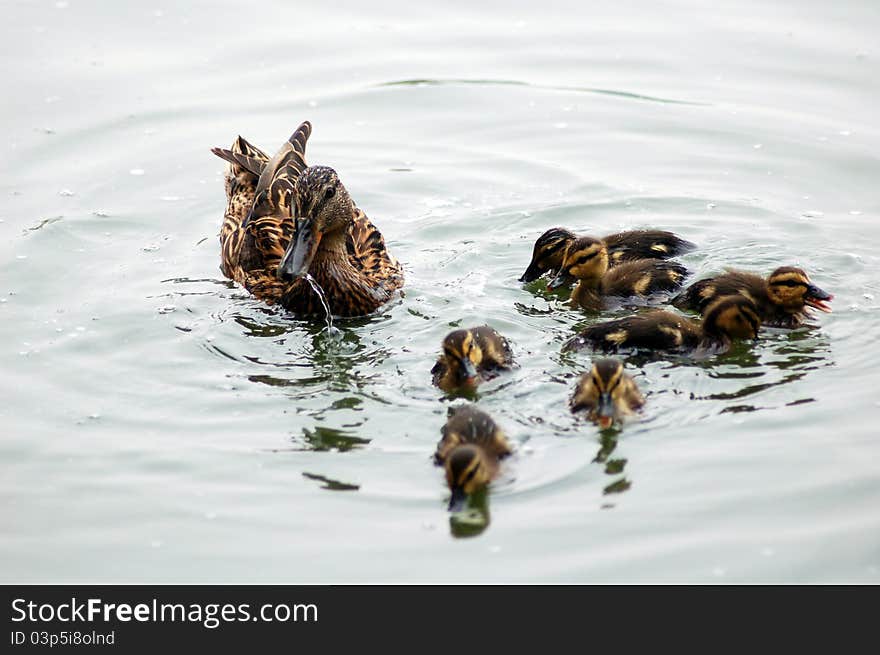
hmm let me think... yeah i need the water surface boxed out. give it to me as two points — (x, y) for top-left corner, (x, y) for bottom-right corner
(2, 0), (879, 582)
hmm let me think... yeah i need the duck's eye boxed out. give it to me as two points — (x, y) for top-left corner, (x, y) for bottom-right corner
(324, 187), (336, 200)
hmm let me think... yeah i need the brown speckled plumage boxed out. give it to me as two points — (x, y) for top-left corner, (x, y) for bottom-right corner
(212, 121), (403, 318)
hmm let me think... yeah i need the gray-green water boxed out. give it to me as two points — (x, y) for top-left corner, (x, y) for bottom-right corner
(2, 0), (879, 582)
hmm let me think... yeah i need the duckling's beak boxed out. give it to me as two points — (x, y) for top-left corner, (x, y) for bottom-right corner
(519, 262), (542, 283)
(596, 393), (615, 429)
(278, 218), (322, 282)
(804, 283), (833, 313)
(459, 358), (478, 382)
(448, 487), (468, 512)
(547, 272), (572, 290)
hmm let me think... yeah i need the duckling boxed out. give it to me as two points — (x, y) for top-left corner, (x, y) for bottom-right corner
(672, 266), (833, 328)
(520, 227), (695, 283)
(434, 405), (512, 511)
(570, 358), (645, 428)
(548, 236), (689, 310)
(431, 325), (515, 393)
(563, 294), (761, 356)
(211, 121), (404, 317)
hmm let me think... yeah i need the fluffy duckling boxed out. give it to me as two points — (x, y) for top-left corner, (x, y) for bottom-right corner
(672, 266), (833, 328)
(563, 294), (761, 356)
(570, 358), (645, 429)
(519, 227), (695, 283)
(548, 236), (689, 310)
(434, 405), (512, 511)
(431, 325), (514, 393)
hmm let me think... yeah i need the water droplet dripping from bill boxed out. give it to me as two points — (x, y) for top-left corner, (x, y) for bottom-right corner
(303, 273), (340, 337)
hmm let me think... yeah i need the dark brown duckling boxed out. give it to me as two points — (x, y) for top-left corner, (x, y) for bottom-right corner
(570, 358), (645, 429)
(548, 236), (689, 310)
(431, 326), (514, 393)
(434, 405), (512, 511)
(519, 227), (695, 283)
(672, 266), (833, 328)
(563, 294), (761, 356)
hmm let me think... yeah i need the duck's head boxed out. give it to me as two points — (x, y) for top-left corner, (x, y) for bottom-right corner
(702, 295), (762, 342)
(519, 227), (576, 283)
(440, 329), (482, 387)
(548, 236), (609, 290)
(765, 267), (833, 314)
(570, 358), (640, 428)
(277, 166), (353, 282)
(445, 444), (492, 511)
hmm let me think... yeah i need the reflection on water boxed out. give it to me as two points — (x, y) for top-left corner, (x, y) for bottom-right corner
(449, 488), (491, 539)
(296, 426), (370, 453)
(693, 331), (833, 413)
(302, 472), (360, 492)
(592, 429), (632, 499)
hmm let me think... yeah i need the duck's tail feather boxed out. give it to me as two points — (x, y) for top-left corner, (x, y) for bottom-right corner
(211, 135), (271, 178)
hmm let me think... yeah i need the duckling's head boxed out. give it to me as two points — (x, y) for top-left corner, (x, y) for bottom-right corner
(277, 165), (354, 281)
(520, 227), (576, 283)
(445, 444), (492, 511)
(702, 295), (761, 342)
(766, 267), (833, 314)
(441, 329), (482, 387)
(548, 236), (609, 290)
(570, 358), (640, 428)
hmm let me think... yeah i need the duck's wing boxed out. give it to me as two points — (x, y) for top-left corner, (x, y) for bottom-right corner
(248, 121), (312, 226)
(601, 259), (689, 297)
(471, 326), (514, 369)
(565, 311), (699, 353)
(215, 136), (270, 280)
(672, 269), (763, 313)
(239, 122), (312, 274)
(603, 230), (696, 266)
(346, 208), (404, 290)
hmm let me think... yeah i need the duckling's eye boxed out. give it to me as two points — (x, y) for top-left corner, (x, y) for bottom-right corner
(575, 251), (599, 265)
(324, 187), (335, 200)
(774, 279), (804, 288)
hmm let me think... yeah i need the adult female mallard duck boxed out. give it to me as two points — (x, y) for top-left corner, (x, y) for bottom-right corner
(211, 121), (404, 317)
(548, 236), (689, 310)
(519, 227), (694, 283)
(434, 405), (512, 511)
(431, 325), (515, 393)
(672, 266), (832, 328)
(570, 358), (645, 428)
(563, 294), (761, 356)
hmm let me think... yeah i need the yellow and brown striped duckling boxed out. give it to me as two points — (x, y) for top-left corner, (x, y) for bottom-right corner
(211, 121), (404, 318)
(519, 227), (695, 283)
(570, 358), (645, 429)
(563, 294), (761, 356)
(548, 236), (689, 310)
(431, 325), (514, 393)
(434, 405), (512, 511)
(672, 266), (833, 328)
